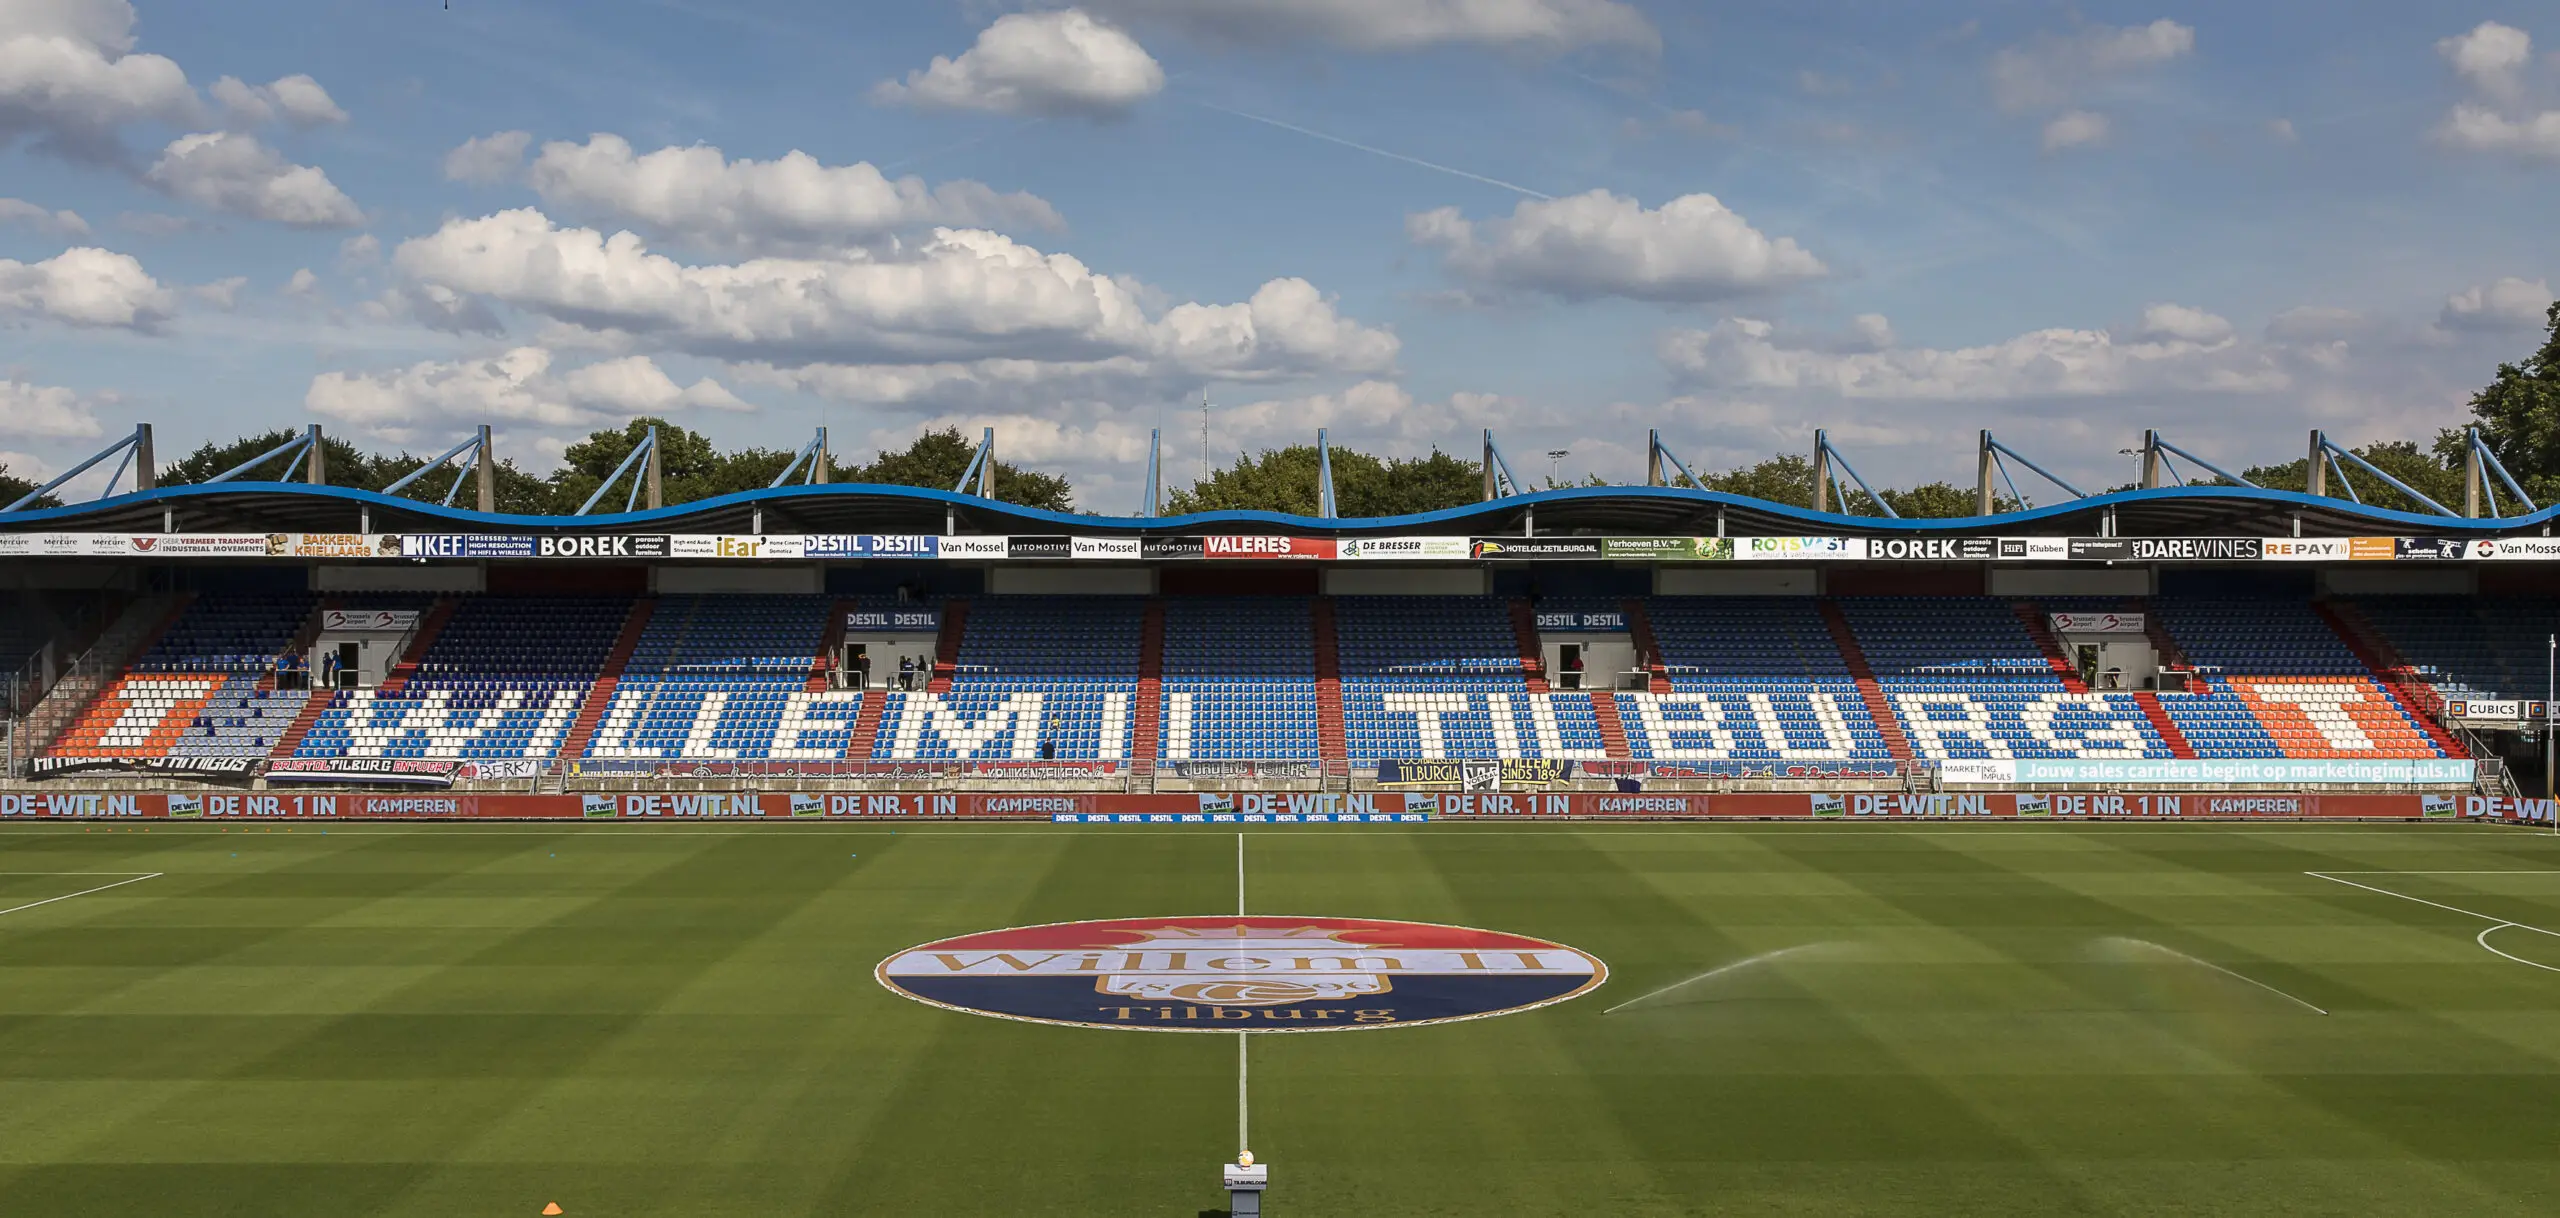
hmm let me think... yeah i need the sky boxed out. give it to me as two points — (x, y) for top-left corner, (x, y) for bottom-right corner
(2, 0), (2556, 513)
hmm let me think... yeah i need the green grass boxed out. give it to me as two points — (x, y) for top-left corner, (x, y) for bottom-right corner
(3, 820), (2558, 1216)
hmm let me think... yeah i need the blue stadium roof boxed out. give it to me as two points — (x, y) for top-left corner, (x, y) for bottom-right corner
(0, 480), (2549, 540)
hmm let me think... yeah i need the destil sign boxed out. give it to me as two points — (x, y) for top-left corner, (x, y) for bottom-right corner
(1204, 536), (1334, 559)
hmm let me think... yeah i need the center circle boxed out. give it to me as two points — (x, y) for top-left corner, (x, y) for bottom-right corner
(877, 915), (1608, 1032)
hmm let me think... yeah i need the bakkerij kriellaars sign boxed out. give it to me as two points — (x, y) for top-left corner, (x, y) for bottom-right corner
(877, 915), (1605, 1032)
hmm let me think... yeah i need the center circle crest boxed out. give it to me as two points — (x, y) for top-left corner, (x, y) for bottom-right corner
(876, 915), (1607, 1032)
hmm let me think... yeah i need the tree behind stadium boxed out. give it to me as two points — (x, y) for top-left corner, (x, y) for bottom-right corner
(1168, 446), (1478, 516)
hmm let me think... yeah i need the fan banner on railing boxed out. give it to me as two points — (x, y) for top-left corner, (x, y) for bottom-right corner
(266, 758), (459, 787)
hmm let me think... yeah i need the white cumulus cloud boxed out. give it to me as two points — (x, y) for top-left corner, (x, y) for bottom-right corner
(443, 129), (531, 183)
(0, 196), (88, 236)
(1407, 189), (1826, 303)
(0, 0), (200, 160)
(0, 374), (108, 439)
(1991, 19), (2195, 113)
(1086, 0), (1657, 53)
(209, 72), (345, 127)
(2041, 109), (2109, 151)
(2435, 104), (2560, 160)
(2440, 277), (2555, 330)
(2438, 21), (2533, 100)
(307, 348), (755, 442)
(144, 130), (361, 228)
(522, 133), (1065, 253)
(1658, 305), (2282, 402)
(392, 207), (1398, 377)
(873, 9), (1163, 118)
(0, 245), (174, 329)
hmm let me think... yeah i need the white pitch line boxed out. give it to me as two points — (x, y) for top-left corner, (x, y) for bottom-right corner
(0, 871), (162, 917)
(2307, 870), (2560, 973)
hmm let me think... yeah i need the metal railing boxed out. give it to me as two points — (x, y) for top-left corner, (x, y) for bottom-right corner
(4, 594), (181, 778)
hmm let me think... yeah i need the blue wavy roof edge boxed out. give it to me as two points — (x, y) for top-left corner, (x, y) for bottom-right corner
(1, 479), (2550, 534)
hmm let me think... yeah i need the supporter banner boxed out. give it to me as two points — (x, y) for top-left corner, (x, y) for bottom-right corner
(846, 607), (940, 632)
(460, 759), (539, 781)
(2262, 538), (2348, 561)
(1007, 535), (1071, 559)
(25, 756), (257, 779)
(1742, 536), (1867, 560)
(1534, 610), (1628, 631)
(2050, 612), (2144, 634)
(322, 609), (419, 632)
(1471, 538), (1603, 559)
(1376, 758), (1575, 788)
(1579, 759), (1900, 780)
(1203, 536), (1336, 560)
(1939, 757), (2475, 784)
(1163, 760), (1324, 781)
(266, 757), (457, 787)
(1072, 536), (1140, 560)
(1599, 537), (1733, 561)
(1872, 537), (2000, 561)
(938, 536), (1008, 559)
(1337, 536), (1469, 560)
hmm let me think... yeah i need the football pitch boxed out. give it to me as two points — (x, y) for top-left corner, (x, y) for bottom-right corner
(3, 820), (2558, 1217)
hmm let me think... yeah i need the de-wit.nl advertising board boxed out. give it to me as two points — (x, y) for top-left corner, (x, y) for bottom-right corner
(0, 790), (2514, 822)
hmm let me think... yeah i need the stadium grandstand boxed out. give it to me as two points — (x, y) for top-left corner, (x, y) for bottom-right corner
(2, 420), (2554, 812)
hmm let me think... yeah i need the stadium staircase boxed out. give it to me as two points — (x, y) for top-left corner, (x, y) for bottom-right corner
(1817, 600), (1913, 765)
(927, 599), (968, 693)
(558, 598), (656, 760)
(379, 598), (459, 693)
(1624, 598), (1672, 693)
(2315, 601), (2465, 756)
(2010, 602), (2089, 692)
(264, 601), (341, 759)
(1508, 599), (1548, 692)
(810, 598), (852, 693)
(1311, 596), (1345, 763)
(1130, 599), (1165, 771)
(845, 690), (887, 761)
(27, 594), (193, 761)
(2131, 692), (2197, 758)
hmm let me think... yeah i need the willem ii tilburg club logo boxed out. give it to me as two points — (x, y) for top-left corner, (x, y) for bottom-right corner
(877, 916), (1606, 1031)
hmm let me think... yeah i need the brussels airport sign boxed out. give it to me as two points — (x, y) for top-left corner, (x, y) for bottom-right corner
(0, 531), (2546, 563)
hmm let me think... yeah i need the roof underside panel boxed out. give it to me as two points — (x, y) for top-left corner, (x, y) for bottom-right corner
(2, 482), (2553, 539)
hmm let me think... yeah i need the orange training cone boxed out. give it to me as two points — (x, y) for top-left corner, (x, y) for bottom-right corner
(543, 1205), (563, 1216)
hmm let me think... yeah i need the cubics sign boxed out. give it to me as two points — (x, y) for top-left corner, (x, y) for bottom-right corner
(877, 915), (1606, 1032)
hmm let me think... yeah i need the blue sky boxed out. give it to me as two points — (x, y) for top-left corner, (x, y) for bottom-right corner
(3, 0), (2556, 510)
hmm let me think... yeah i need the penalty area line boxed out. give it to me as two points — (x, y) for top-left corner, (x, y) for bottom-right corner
(0, 871), (163, 917)
(2307, 870), (2560, 973)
